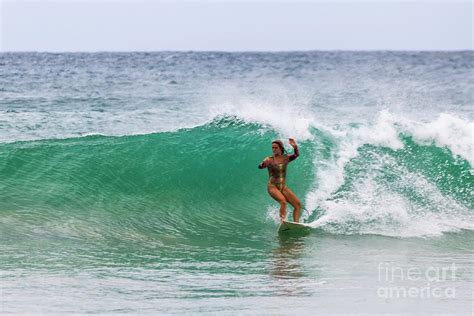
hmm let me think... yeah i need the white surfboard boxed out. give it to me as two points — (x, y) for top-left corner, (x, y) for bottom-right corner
(277, 220), (312, 233)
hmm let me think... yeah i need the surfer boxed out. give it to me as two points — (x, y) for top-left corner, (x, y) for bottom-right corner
(258, 138), (301, 222)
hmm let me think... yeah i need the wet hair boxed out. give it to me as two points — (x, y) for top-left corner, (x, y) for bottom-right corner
(272, 140), (286, 154)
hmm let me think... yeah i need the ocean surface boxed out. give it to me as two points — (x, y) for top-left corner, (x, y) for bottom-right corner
(0, 51), (473, 314)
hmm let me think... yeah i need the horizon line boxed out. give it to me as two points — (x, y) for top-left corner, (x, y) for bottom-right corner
(1, 49), (473, 54)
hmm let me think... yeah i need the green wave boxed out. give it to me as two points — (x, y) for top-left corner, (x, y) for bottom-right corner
(0, 117), (472, 245)
(0, 118), (314, 246)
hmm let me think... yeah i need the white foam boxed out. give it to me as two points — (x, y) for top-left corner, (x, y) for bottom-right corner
(309, 157), (474, 237)
(205, 82), (316, 141)
(306, 110), (405, 209)
(265, 205), (281, 224)
(307, 111), (472, 207)
(304, 111), (473, 237)
(399, 113), (474, 166)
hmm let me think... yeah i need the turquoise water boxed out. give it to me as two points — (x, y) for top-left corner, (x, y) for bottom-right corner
(1, 52), (473, 314)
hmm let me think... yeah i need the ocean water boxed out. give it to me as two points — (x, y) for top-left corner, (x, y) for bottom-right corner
(0, 51), (473, 314)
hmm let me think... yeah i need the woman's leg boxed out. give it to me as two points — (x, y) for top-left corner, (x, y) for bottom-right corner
(282, 186), (302, 222)
(267, 184), (287, 221)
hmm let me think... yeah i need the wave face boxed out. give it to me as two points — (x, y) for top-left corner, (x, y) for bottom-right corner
(0, 119), (275, 247)
(1, 115), (472, 246)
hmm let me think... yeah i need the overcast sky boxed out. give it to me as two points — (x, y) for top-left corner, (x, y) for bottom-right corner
(1, 0), (472, 52)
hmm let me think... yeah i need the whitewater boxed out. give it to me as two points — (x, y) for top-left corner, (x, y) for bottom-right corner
(0, 51), (472, 314)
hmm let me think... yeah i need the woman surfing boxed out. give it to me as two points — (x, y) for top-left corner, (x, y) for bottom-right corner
(258, 138), (301, 222)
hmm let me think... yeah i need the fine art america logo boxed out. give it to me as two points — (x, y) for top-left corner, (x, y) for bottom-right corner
(377, 262), (457, 299)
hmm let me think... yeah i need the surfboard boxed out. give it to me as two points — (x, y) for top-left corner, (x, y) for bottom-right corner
(277, 220), (312, 233)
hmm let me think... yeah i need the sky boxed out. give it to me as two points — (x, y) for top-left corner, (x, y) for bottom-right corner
(1, 0), (472, 52)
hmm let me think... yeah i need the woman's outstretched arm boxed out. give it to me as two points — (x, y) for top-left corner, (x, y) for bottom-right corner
(288, 138), (299, 162)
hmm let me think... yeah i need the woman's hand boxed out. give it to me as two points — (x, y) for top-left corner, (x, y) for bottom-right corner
(289, 138), (297, 148)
